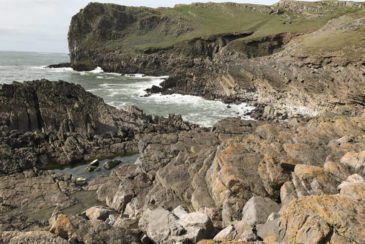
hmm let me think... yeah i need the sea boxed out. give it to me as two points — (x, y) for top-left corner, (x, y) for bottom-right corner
(0, 51), (254, 127)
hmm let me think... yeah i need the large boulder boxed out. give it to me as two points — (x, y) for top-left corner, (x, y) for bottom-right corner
(267, 181), (365, 243)
(139, 206), (215, 243)
(241, 196), (280, 226)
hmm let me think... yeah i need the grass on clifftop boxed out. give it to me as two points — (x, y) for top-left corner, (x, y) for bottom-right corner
(128, 3), (363, 50)
(74, 2), (364, 52)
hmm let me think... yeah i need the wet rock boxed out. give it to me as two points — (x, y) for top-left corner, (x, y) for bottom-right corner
(75, 177), (87, 186)
(241, 196), (280, 226)
(103, 159), (122, 170)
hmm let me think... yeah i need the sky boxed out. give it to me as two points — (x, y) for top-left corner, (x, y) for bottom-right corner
(0, 0), (284, 53)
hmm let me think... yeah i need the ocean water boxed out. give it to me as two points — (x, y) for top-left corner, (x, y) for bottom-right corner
(0, 51), (254, 127)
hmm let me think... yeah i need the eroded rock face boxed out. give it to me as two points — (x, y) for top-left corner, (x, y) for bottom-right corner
(0, 231), (68, 244)
(271, 190), (365, 243)
(92, 111), (364, 232)
(68, 2), (365, 116)
(0, 80), (194, 174)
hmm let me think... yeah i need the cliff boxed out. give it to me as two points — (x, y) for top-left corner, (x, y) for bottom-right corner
(68, 1), (365, 116)
(0, 80), (194, 174)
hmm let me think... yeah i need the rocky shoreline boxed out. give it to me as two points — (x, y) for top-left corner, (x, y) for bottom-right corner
(1, 1), (365, 243)
(68, 1), (365, 118)
(0, 80), (364, 243)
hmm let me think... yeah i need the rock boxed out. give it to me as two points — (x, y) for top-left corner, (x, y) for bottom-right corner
(89, 159), (100, 167)
(138, 207), (184, 243)
(268, 194), (365, 243)
(103, 159), (122, 170)
(338, 174), (365, 201)
(256, 212), (280, 241)
(172, 205), (189, 218)
(75, 177), (87, 186)
(0, 172), (84, 231)
(49, 213), (73, 239)
(340, 151), (365, 175)
(49, 213), (143, 243)
(139, 207), (215, 243)
(241, 196), (280, 226)
(0, 231), (68, 244)
(213, 224), (237, 241)
(213, 221), (257, 242)
(280, 164), (339, 204)
(47, 63), (71, 68)
(85, 206), (112, 221)
(0, 80), (194, 174)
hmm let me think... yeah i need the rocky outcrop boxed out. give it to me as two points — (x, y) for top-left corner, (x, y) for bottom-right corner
(0, 80), (194, 174)
(90, 111), (365, 233)
(1, 88), (364, 243)
(68, 2), (365, 116)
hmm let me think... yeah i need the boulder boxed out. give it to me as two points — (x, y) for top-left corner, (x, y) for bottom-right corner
(213, 221), (257, 242)
(267, 194), (365, 243)
(241, 196), (280, 226)
(103, 160), (122, 170)
(85, 206), (113, 221)
(138, 208), (184, 243)
(139, 207), (215, 243)
(49, 213), (74, 239)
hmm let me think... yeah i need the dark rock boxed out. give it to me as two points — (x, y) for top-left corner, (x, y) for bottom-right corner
(0, 80), (195, 174)
(103, 160), (122, 170)
(47, 63), (71, 68)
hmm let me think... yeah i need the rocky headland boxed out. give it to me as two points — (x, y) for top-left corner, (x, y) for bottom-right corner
(68, 1), (364, 117)
(1, 0), (365, 243)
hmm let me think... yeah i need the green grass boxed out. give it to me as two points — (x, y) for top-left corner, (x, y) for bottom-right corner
(75, 2), (364, 53)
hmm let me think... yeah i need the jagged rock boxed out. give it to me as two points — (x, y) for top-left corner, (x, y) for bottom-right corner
(68, 1), (364, 116)
(241, 196), (280, 226)
(280, 164), (339, 204)
(340, 151), (365, 176)
(85, 206), (113, 221)
(256, 212), (280, 241)
(103, 159), (122, 170)
(0, 172), (88, 231)
(138, 208), (184, 243)
(139, 207), (215, 243)
(49, 213), (74, 239)
(0, 80), (195, 175)
(49, 213), (143, 243)
(269, 192), (365, 243)
(0, 231), (68, 244)
(213, 221), (257, 242)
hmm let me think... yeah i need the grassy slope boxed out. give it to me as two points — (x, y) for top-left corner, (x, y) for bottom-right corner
(76, 2), (364, 54)
(116, 2), (363, 50)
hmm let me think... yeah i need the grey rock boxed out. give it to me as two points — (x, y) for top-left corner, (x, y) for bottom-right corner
(241, 196), (280, 226)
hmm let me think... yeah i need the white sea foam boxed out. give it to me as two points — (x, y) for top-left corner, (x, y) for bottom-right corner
(89, 67), (104, 74)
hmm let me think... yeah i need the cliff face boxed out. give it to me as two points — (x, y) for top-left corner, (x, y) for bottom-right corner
(68, 1), (365, 114)
(0, 80), (194, 174)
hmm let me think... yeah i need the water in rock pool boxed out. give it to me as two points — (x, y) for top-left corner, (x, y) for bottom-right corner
(0, 51), (254, 127)
(53, 154), (139, 180)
